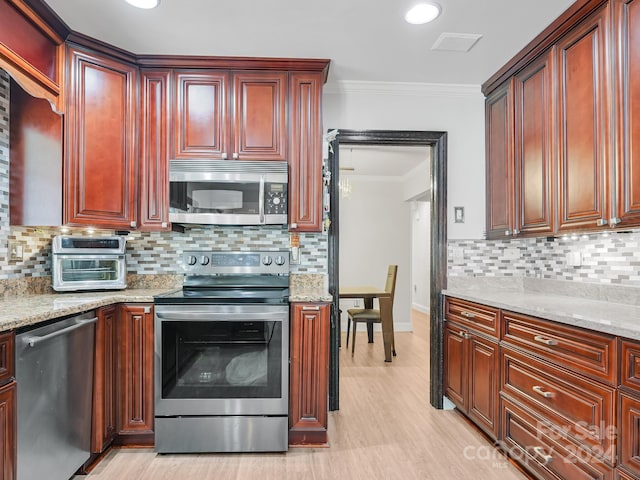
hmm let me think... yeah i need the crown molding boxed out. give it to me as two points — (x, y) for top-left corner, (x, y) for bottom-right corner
(323, 80), (481, 97)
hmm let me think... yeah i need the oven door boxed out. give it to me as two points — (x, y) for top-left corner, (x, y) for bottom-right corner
(154, 304), (289, 416)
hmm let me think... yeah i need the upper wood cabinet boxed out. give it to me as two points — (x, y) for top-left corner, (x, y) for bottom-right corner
(485, 80), (514, 239)
(0, 0), (65, 112)
(64, 44), (138, 229)
(173, 70), (287, 161)
(614, 0), (640, 228)
(288, 72), (324, 232)
(513, 50), (555, 237)
(556, 4), (611, 232)
(139, 69), (170, 231)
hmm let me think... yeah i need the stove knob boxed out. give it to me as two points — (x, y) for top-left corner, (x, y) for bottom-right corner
(262, 255), (273, 266)
(187, 255), (198, 266)
(200, 256), (210, 266)
(275, 255), (286, 266)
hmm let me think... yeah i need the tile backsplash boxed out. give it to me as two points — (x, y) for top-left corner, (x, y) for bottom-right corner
(448, 231), (640, 287)
(0, 70), (328, 291)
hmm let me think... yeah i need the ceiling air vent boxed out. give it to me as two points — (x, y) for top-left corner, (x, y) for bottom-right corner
(431, 33), (483, 52)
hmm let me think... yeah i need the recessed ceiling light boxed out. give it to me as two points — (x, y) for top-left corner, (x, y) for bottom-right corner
(405, 3), (441, 25)
(124, 0), (160, 9)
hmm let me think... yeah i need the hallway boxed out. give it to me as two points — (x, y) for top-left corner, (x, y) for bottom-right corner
(78, 310), (526, 479)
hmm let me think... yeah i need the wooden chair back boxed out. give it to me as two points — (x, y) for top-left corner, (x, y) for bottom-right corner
(385, 265), (398, 305)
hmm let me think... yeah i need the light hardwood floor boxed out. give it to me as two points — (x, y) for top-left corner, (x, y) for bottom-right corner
(77, 310), (526, 480)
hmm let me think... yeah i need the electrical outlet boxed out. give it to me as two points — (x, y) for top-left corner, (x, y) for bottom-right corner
(9, 241), (23, 261)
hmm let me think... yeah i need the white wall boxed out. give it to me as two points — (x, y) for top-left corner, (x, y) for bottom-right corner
(323, 81), (486, 240)
(338, 177), (412, 332)
(411, 201), (430, 312)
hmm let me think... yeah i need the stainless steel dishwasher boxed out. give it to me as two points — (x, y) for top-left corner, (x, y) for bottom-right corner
(16, 311), (97, 480)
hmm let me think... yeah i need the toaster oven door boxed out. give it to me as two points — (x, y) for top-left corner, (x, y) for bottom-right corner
(52, 254), (127, 291)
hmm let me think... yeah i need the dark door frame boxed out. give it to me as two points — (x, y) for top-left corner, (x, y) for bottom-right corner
(327, 129), (447, 411)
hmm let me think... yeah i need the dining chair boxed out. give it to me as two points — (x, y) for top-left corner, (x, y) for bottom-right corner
(346, 265), (398, 357)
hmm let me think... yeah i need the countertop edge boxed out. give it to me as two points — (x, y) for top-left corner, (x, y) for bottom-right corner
(443, 288), (640, 341)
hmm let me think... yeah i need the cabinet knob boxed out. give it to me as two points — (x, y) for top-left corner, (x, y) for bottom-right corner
(161, 222), (168, 228)
(290, 223), (298, 230)
(130, 221), (137, 228)
(532, 447), (553, 464)
(610, 217), (621, 226)
(596, 218), (608, 227)
(221, 152), (228, 159)
(513, 229), (520, 235)
(232, 153), (239, 159)
(460, 311), (475, 319)
(457, 330), (471, 339)
(505, 229), (512, 236)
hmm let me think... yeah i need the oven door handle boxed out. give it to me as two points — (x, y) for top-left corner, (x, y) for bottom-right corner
(156, 311), (286, 322)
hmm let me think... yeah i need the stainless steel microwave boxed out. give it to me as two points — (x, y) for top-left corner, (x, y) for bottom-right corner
(169, 160), (288, 226)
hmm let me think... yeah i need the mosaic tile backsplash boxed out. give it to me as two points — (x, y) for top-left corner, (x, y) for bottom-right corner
(0, 71), (328, 291)
(448, 231), (640, 287)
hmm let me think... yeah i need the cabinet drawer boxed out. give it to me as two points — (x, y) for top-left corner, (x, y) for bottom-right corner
(445, 297), (499, 338)
(619, 392), (640, 478)
(0, 333), (14, 387)
(502, 310), (617, 385)
(501, 396), (613, 480)
(502, 347), (615, 464)
(620, 339), (640, 392)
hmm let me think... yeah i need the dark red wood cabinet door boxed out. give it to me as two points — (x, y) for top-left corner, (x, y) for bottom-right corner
(233, 72), (287, 161)
(289, 303), (330, 446)
(485, 80), (515, 239)
(117, 304), (154, 444)
(514, 50), (555, 236)
(0, 382), (16, 480)
(91, 305), (117, 454)
(173, 71), (229, 159)
(615, 0), (640, 228)
(556, 5), (611, 232)
(288, 72), (323, 232)
(467, 335), (499, 439)
(65, 45), (137, 229)
(620, 392), (640, 477)
(444, 322), (468, 412)
(139, 70), (170, 231)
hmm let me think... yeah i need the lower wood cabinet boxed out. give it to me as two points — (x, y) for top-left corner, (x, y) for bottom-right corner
(444, 321), (499, 439)
(289, 302), (330, 446)
(0, 381), (16, 480)
(91, 305), (118, 454)
(116, 303), (154, 445)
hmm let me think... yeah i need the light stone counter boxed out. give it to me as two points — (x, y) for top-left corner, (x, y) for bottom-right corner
(0, 289), (175, 332)
(443, 286), (640, 341)
(289, 273), (332, 302)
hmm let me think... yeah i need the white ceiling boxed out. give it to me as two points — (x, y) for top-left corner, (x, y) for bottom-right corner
(339, 145), (428, 177)
(42, 0), (575, 86)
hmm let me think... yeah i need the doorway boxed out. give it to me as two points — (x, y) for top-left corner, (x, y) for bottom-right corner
(327, 129), (447, 411)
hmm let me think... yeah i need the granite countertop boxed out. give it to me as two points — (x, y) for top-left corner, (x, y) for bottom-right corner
(289, 285), (333, 303)
(0, 289), (174, 332)
(443, 286), (640, 341)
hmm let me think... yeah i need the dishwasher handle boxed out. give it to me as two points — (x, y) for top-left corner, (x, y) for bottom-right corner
(23, 317), (98, 347)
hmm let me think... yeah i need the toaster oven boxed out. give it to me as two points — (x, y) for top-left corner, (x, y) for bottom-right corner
(52, 236), (127, 292)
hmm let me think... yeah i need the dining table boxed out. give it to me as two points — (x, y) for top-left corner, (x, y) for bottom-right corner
(339, 286), (396, 362)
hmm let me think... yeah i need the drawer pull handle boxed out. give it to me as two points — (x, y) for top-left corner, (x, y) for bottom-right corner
(533, 335), (557, 346)
(302, 306), (320, 311)
(532, 446), (553, 464)
(457, 330), (471, 340)
(532, 386), (553, 398)
(460, 311), (475, 319)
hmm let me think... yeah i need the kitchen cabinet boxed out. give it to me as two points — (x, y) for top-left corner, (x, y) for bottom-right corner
(288, 72), (324, 232)
(91, 305), (117, 454)
(289, 302), (330, 446)
(444, 298), (500, 439)
(485, 80), (514, 240)
(0, 332), (15, 480)
(64, 44), (138, 230)
(116, 304), (154, 445)
(556, 3), (611, 232)
(619, 339), (640, 478)
(0, 0), (65, 112)
(614, 0), (640, 228)
(173, 70), (287, 161)
(513, 49), (555, 237)
(139, 69), (170, 231)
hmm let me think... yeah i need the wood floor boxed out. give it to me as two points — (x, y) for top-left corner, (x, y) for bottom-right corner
(76, 310), (526, 480)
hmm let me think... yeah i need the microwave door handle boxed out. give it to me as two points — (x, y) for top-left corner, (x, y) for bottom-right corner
(259, 176), (265, 223)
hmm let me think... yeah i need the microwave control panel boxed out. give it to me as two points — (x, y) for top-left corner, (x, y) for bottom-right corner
(265, 183), (287, 215)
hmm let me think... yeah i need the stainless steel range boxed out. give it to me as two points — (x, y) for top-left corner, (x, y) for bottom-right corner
(153, 250), (290, 453)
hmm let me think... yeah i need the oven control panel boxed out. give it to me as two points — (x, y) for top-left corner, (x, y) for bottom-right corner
(183, 250), (290, 274)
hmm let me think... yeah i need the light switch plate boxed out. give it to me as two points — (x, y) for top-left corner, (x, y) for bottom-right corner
(9, 241), (23, 261)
